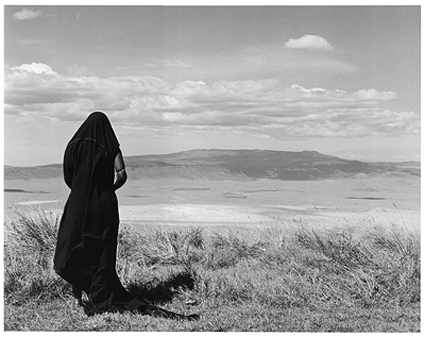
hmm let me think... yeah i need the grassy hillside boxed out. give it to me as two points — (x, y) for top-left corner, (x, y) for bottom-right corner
(4, 207), (420, 332)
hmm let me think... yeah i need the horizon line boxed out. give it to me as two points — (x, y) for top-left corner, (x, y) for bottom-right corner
(4, 148), (421, 168)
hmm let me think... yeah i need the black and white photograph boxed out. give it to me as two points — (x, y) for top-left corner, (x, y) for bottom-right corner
(3, 3), (421, 332)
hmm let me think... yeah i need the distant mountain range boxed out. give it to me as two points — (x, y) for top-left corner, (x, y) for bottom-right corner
(4, 149), (420, 181)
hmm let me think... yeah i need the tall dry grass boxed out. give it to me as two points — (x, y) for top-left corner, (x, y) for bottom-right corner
(3, 206), (421, 331)
(4, 208), (69, 304)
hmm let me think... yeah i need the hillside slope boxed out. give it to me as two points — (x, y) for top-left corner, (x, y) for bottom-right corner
(4, 149), (420, 181)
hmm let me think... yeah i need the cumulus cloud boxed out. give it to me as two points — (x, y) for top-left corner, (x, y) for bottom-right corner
(13, 7), (53, 20)
(285, 34), (334, 50)
(4, 63), (419, 139)
(14, 62), (57, 75)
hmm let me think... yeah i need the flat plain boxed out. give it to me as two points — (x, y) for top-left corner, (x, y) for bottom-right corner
(4, 173), (420, 229)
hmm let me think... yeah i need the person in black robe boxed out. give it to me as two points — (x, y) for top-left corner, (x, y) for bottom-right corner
(54, 111), (198, 320)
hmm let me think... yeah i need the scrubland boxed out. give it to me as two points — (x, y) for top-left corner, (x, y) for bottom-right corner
(3, 206), (420, 332)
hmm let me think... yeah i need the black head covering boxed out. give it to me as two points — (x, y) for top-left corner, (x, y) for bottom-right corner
(68, 111), (120, 158)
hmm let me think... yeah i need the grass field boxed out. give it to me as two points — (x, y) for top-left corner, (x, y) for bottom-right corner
(3, 206), (420, 332)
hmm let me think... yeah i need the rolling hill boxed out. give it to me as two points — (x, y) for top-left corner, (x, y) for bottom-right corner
(4, 149), (420, 181)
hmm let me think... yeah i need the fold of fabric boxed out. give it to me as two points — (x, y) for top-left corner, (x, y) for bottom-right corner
(54, 112), (134, 313)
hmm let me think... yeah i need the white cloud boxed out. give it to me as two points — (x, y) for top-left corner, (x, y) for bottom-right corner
(353, 89), (398, 101)
(15, 62), (57, 75)
(4, 63), (419, 140)
(13, 8), (53, 21)
(285, 34), (334, 50)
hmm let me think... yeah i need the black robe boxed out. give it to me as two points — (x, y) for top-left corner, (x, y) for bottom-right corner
(54, 112), (199, 320)
(53, 112), (141, 315)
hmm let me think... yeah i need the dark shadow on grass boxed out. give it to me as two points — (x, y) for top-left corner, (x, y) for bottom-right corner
(126, 270), (195, 305)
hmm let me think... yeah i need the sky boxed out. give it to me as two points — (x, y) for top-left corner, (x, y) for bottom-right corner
(3, 4), (421, 166)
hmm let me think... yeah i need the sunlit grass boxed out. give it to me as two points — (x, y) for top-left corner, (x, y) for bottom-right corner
(3, 206), (420, 332)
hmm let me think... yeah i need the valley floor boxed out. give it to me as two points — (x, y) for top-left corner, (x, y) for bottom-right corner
(4, 175), (420, 231)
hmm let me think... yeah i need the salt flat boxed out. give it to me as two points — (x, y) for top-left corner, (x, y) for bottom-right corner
(117, 204), (420, 231)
